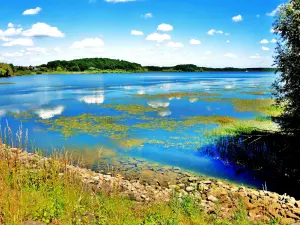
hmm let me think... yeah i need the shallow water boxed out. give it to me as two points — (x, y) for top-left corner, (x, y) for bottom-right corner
(0, 72), (276, 188)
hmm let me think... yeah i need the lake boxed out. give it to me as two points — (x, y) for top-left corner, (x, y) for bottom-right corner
(0, 72), (277, 189)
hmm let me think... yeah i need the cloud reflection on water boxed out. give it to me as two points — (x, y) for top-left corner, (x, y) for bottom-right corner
(35, 106), (64, 119)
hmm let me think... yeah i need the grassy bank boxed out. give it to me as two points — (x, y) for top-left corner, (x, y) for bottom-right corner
(0, 145), (273, 225)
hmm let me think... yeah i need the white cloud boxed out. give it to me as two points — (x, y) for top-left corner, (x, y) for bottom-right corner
(23, 23), (64, 37)
(0, 37), (12, 42)
(35, 106), (64, 119)
(158, 111), (172, 117)
(270, 28), (275, 33)
(146, 33), (171, 42)
(190, 39), (201, 45)
(167, 41), (184, 48)
(224, 53), (237, 58)
(2, 38), (34, 47)
(26, 47), (47, 53)
(2, 52), (24, 57)
(157, 23), (173, 32)
(105, 0), (135, 3)
(250, 54), (261, 59)
(226, 40), (230, 43)
(204, 51), (212, 55)
(79, 91), (105, 104)
(271, 39), (278, 43)
(262, 46), (270, 51)
(207, 29), (223, 35)
(0, 109), (6, 117)
(232, 15), (243, 22)
(143, 13), (153, 19)
(267, 5), (282, 17)
(131, 30), (144, 36)
(53, 47), (61, 52)
(23, 7), (42, 15)
(189, 98), (198, 103)
(148, 101), (170, 108)
(0, 27), (23, 36)
(260, 39), (269, 44)
(8, 23), (14, 28)
(71, 37), (104, 48)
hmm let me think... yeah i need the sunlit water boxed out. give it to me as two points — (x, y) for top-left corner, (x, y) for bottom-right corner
(0, 72), (276, 188)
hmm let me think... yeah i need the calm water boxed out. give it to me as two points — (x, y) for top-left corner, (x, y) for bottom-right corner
(0, 72), (275, 188)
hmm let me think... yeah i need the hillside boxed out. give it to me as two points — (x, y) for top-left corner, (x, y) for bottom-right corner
(0, 57), (276, 77)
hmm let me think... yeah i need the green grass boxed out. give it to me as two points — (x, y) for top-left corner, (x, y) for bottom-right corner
(0, 145), (273, 225)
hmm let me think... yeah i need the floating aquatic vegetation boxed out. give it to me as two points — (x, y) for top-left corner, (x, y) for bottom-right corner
(38, 114), (129, 139)
(240, 90), (270, 95)
(199, 97), (281, 116)
(8, 111), (35, 120)
(134, 115), (237, 132)
(116, 138), (145, 150)
(136, 91), (221, 99)
(230, 98), (282, 116)
(0, 82), (14, 85)
(103, 104), (165, 115)
(182, 116), (237, 127)
(134, 118), (180, 131)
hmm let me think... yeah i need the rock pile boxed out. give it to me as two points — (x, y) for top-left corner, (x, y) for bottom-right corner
(3, 145), (300, 224)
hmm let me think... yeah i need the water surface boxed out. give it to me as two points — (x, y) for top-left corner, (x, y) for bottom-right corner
(0, 72), (275, 188)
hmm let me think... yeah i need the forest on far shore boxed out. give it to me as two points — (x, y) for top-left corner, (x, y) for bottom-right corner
(0, 57), (276, 77)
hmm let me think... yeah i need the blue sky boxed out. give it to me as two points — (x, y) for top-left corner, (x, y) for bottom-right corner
(0, 0), (284, 67)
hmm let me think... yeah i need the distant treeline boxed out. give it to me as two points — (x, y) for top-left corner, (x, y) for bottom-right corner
(145, 65), (276, 72)
(0, 57), (276, 77)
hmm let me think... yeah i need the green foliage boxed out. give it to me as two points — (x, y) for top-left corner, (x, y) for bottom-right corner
(272, 0), (300, 136)
(0, 63), (14, 77)
(46, 58), (144, 72)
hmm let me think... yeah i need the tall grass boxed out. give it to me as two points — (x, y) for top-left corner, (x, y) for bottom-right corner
(0, 122), (273, 225)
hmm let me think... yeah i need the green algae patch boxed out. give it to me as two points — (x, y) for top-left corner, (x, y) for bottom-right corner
(240, 90), (270, 95)
(102, 104), (165, 115)
(182, 116), (237, 127)
(134, 118), (180, 131)
(0, 82), (14, 85)
(136, 91), (221, 99)
(38, 114), (129, 140)
(199, 97), (282, 117)
(230, 98), (282, 116)
(8, 111), (35, 120)
(116, 138), (145, 150)
(134, 116), (237, 132)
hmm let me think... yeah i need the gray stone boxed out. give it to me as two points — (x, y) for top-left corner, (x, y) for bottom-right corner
(202, 180), (212, 185)
(188, 177), (197, 182)
(186, 186), (195, 192)
(207, 195), (218, 202)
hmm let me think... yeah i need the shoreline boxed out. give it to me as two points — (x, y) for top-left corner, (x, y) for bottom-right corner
(2, 144), (299, 224)
(0, 70), (276, 79)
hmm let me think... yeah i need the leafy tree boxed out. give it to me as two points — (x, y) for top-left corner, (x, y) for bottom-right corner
(272, 0), (300, 136)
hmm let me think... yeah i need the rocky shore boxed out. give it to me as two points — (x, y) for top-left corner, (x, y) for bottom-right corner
(3, 145), (300, 225)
